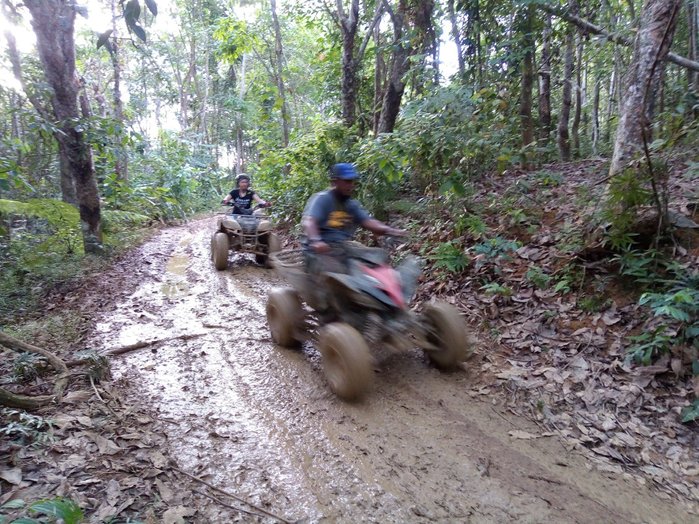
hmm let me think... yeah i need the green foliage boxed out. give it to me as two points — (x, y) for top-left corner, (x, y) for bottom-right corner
(0, 409), (54, 447)
(472, 236), (521, 263)
(455, 214), (488, 238)
(12, 354), (41, 383)
(525, 266), (551, 289)
(0, 497), (83, 524)
(430, 241), (470, 273)
(0, 199), (81, 254)
(535, 170), (563, 187)
(578, 295), (612, 313)
(626, 327), (674, 366)
(682, 399), (699, 424)
(481, 282), (513, 297)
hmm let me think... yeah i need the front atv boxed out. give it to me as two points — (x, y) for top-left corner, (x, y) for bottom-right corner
(211, 206), (281, 270)
(266, 245), (473, 401)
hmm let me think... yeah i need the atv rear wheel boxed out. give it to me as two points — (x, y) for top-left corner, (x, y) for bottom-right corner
(421, 302), (470, 369)
(266, 287), (303, 347)
(211, 232), (229, 270)
(318, 323), (373, 401)
(255, 233), (282, 267)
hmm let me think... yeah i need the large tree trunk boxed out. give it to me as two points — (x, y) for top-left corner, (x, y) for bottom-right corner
(557, 28), (574, 161)
(609, 0), (683, 178)
(338, 0), (360, 127)
(270, 0), (290, 146)
(25, 0), (103, 253)
(538, 14), (552, 141)
(410, 0), (436, 95)
(378, 0), (411, 134)
(519, 4), (535, 154)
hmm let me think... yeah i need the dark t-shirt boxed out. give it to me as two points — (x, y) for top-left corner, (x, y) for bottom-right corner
(304, 190), (371, 243)
(228, 189), (255, 210)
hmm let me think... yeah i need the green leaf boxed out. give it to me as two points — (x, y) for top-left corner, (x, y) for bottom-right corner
(681, 400), (699, 423)
(8, 519), (40, 524)
(96, 29), (113, 50)
(29, 498), (83, 524)
(1, 499), (25, 510)
(124, 0), (141, 21)
(134, 23), (147, 42)
(144, 0), (158, 16)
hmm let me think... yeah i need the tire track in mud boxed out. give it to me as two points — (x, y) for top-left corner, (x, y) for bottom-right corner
(99, 218), (693, 523)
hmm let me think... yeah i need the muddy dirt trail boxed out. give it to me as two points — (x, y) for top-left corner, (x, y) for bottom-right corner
(94, 217), (692, 523)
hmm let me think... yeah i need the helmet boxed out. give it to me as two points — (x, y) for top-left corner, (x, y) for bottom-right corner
(236, 173), (251, 185)
(330, 163), (359, 180)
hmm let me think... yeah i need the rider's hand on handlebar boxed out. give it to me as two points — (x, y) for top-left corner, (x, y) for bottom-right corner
(310, 240), (331, 254)
(385, 227), (407, 237)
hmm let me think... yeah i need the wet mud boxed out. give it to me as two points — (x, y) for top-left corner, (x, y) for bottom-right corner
(95, 218), (693, 523)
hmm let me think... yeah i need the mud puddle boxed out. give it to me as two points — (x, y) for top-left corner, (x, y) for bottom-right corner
(92, 218), (694, 523)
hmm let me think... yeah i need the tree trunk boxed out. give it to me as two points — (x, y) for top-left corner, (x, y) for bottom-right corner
(25, 0), (103, 253)
(538, 14), (552, 141)
(557, 29), (574, 161)
(110, 0), (127, 180)
(2, 10), (77, 204)
(373, 24), (385, 136)
(270, 0), (290, 146)
(609, 0), (683, 178)
(338, 0), (360, 127)
(410, 0), (436, 95)
(689, 0), (699, 96)
(572, 32), (584, 156)
(592, 76), (601, 155)
(236, 55), (247, 173)
(447, 0), (465, 77)
(378, 0), (411, 134)
(519, 4), (535, 154)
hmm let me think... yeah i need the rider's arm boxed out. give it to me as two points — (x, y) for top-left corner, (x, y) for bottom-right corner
(361, 218), (406, 237)
(222, 194), (232, 204)
(252, 193), (269, 206)
(302, 214), (331, 253)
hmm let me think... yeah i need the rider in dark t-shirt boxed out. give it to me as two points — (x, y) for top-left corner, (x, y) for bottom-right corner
(222, 174), (270, 214)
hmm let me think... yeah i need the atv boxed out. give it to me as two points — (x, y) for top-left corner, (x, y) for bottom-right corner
(265, 242), (473, 400)
(211, 203), (281, 270)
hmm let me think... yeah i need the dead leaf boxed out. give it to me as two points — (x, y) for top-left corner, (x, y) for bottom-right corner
(162, 506), (197, 524)
(155, 478), (175, 503)
(508, 430), (540, 440)
(0, 468), (22, 485)
(86, 432), (122, 455)
(61, 390), (93, 404)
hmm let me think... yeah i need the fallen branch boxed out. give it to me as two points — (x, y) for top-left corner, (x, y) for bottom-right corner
(0, 331), (69, 403)
(172, 466), (292, 524)
(537, 2), (699, 72)
(65, 333), (205, 367)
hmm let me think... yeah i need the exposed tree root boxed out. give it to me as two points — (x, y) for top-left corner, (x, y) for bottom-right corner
(0, 331), (69, 408)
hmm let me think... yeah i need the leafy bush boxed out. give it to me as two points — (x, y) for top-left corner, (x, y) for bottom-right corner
(525, 266), (551, 289)
(0, 497), (83, 524)
(430, 241), (470, 273)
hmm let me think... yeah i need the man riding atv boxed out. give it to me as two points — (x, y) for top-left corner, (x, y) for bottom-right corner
(302, 163), (406, 313)
(222, 173), (270, 215)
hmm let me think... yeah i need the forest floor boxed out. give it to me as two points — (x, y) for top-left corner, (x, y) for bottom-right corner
(1, 158), (699, 523)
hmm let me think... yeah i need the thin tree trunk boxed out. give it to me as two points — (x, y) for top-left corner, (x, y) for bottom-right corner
(24, 0), (102, 253)
(592, 76), (601, 155)
(373, 24), (385, 136)
(558, 29), (574, 161)
(236, 56), (247, 173)
(689, 0), (699, 96)
(538, 14), (552, 141)
(447, 0), (465, 77)
(338, 0), (360, 127)
(270, 0), (290, 146)
(520, 4), (535, 155)
(110, 0), (127, 181)
(572, 32), (584, 156)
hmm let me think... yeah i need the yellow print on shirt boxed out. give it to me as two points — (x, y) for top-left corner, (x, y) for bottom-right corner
(327, 210), (351, 229)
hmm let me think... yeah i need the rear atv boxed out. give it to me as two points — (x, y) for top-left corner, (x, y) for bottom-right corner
(211, 205), (281, 270)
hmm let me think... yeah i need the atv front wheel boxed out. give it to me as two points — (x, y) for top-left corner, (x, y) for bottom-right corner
(421, 302), (470, 369)
(255, 233), (282, 267)
(211, 232), (229, 270)
(318, 323), (373, 401)
(266, 287), (303, 347)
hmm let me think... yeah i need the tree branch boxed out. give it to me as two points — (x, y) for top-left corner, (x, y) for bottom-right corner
(537, 2), (699, 72)
(357, 0), (386, 65)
